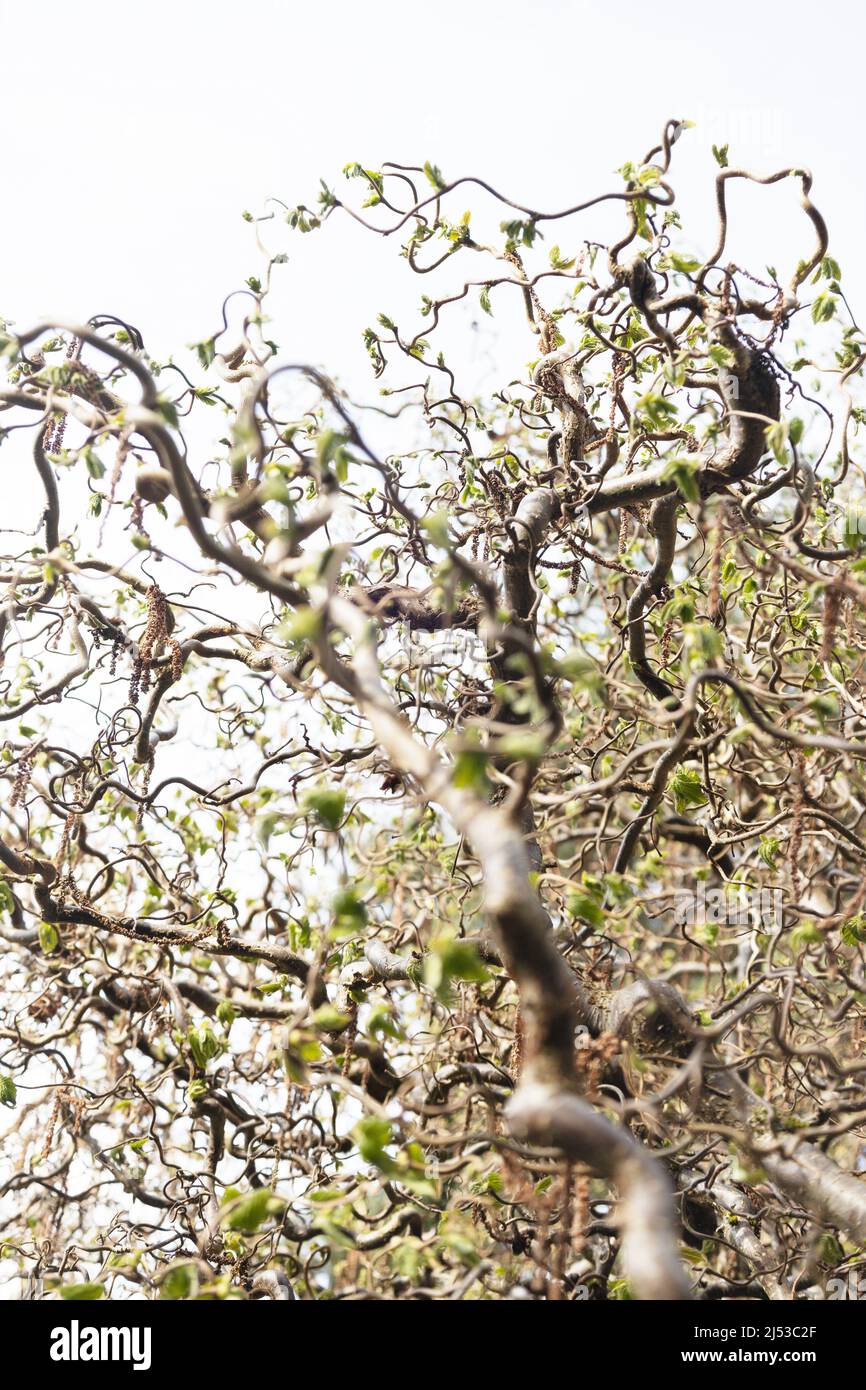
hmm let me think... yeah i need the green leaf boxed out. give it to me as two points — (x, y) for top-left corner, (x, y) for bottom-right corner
(817, 1233), (844, 1266)
(191, 336), (217, 370)
(281, 606), (322, 646)
(549, 244), (575, 271)
(791, 921), (822, 951)
(38, 922), (59, 955)
(331, 887), (368, 938)
(452, 747), (489, 793)
(0, 1075), (16, 1108)
(222, 1188), (285, 1233)
(844, 506), (866, 550)
(841, 913), (866, 947)
(256, 812), (282, 849)
(216, 1000), (237, 1030)
(424, 934), (490, 1001)
(764, 420), (789, 465)
(311, 1004), (351, 1032)
(553, 650), (603, 696)
(637, 391), (679, 432)
(315, 428), (349, 468)
(421, 510), (451, 549)
(567, 891), (604, 930)
(154, 395), (180, 430)
(423, 160), (446, 192)
(607, 1277), (634, 1300)
(366, 1003), (403, 1040)
(82, 447), (105, 479)
(683, 621), (724, 663)
(470, 1169), (504, 1196)
(160, 1261), (198, 1300)
(500, 218), (540, 249)
(302, 784), (346, 831)
(671, 766), (708, 814)
(495, 731), (547, 763)
(811, 291), (837, 324)
(758, 836), (781, 870)
(667, 252), (701, 274)
(661, 455), (701, 503)
(354, 1115), (393, 1167)
(186, 1022), (226, 1070)
(60, 1282), (104, 1301)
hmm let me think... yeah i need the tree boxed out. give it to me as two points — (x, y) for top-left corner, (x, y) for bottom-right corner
(1, 117), (865, 1303)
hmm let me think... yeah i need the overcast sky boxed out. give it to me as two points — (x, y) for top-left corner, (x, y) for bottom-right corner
(4, 0), (865, 381)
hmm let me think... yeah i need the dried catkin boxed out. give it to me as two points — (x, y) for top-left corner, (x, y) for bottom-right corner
(169, 638), (184, 683)
(10, 743), (37, 807)
(511, 1008), (525, 1081)
(660, 618), (674, 671)
(708, 517), (724, 624)
(130, 584), (170, 703)
(571, 1172), (591, 1259)
(109, 632), (124, 675)
(789, 751), (806, 899)
(821, 583), (842, 664)
(98, 427), (132, 543)
(42, 335), (82, 455)
(550, 1163), (574, 1300)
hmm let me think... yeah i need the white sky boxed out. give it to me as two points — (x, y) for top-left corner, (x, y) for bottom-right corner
(4, 0), (865, 384)
(3, 0), (861, 684)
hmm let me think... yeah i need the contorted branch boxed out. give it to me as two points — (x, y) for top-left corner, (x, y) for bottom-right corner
(2, 118), (865, 1305)
(320, 594), (691, 1299)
